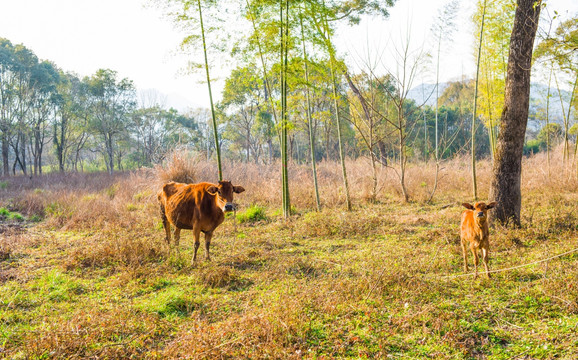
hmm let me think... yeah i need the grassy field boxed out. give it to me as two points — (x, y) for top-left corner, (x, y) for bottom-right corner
(1, 152), (577, 359)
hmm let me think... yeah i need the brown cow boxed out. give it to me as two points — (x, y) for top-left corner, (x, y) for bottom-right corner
(460, 201), (497, 279)
(158, 180), (245, 263)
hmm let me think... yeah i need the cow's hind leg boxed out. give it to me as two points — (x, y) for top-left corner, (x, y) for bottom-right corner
(160, 204), (172, 248)
(173, 228), (181, 255)
(204, 231), (213, 261)
(191, 227), (201, 264)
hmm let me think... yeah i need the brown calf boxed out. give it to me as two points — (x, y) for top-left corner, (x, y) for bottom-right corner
(158, 180), (245, 263)
(460, 201), (497, 279)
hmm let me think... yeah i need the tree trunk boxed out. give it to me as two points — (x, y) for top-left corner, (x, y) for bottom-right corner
(105, 134), (114, 175)
(472, 0), (487, 201)
(1, 132), (9, 176)
(377, 140), (387, 166)
(280, 0), (291, 217)
(198, 0), (222, 181)
(489, 0), (541, 227)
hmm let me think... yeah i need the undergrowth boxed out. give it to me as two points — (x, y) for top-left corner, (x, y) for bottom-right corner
(0, 152), (577, 358)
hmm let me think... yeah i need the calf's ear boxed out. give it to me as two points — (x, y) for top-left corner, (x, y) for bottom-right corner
(207, 186), (218, 195)
(462, 203), (474, 210)
(487, 201), (497, 209)
(233, 185), (245, 194)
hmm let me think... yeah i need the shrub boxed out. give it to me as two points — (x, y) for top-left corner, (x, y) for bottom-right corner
(154, 148), (199, 184)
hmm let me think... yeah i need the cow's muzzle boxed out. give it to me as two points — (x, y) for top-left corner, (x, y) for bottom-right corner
(224, 203), (235, 212)
(477, 212), (485, 218)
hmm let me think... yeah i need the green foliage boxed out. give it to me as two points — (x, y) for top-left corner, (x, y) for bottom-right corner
(236, 205), (268, 223)
(0, 207), (24, 221)
(524, 139), (543, 155)
(538, 123), (562, 145)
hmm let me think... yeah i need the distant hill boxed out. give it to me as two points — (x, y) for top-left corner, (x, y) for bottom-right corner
(407, 82), (574, 132)
(406, 83), (449, 107)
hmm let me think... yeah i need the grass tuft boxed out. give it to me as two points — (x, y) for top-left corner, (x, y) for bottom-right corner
(236, 205), (268, 223)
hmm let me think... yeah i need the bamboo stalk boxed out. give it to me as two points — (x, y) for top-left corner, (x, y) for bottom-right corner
(197, 0), (222, 181)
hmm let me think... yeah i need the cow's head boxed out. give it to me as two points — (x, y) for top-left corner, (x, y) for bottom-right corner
(462, 201), (497, 224)
(207, 181), (245, 212)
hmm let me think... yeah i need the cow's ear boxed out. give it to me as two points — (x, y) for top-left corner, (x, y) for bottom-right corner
(233, 186), (245, 194)
(163, 182), (178, 197)
(207, 186), (218, 195)
(462, 203), (474, 210)
(487, 202), (497, 209)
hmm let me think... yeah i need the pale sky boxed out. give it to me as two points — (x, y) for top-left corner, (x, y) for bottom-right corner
(0, 0), (576, 112)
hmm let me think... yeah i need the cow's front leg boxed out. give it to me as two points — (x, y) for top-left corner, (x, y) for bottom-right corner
(204, 231), (213, 261)
(192, 227), (201, 264)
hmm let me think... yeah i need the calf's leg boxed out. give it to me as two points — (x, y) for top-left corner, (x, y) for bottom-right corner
(471, 246), (479, 279)
(461, 238), (468, 272)
(482, 246), (491, 279)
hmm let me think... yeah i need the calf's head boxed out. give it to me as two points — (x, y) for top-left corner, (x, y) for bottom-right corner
(207, 181), (245, 212)
(462, 201), (497, 224)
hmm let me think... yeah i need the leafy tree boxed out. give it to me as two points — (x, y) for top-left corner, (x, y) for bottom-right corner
(346, 72), (395, 201)
(85, 69), (136, 174)
(0, 38), (18, 176)
(429, 0), (459, 200)
(474, 0), (516, 157)
(535, 16), (578, 164)
(29, 60), (60, 175)
(221, 65), (266, 163)
(9, 43), (40, 175)
(157, 0), (228, 180)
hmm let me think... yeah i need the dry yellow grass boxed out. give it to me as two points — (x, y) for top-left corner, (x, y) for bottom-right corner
(0, 148), (577, 358)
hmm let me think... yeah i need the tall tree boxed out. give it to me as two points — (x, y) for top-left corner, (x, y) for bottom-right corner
(197, 0), (223, 180)
(156, 0), (226, 180)
(85, 69), (136, 174)
(475, 0), (516, 157)
(221, 65), (265, 163)
(430, 0), (459, 200)
(489, 0), (542, 226)
(29, 61), (60, 175)
(280, 0), (291, 218)
(0, 38), (17, 176)
(471, 0), (488, 201)
(299, 6), (321, 211)
(535, 16), (578, 166)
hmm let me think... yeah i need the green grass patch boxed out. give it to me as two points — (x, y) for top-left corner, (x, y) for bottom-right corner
(0, 207), (25, 221)
(236, 205), (268, 223)
(136, 288), (201, 318)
